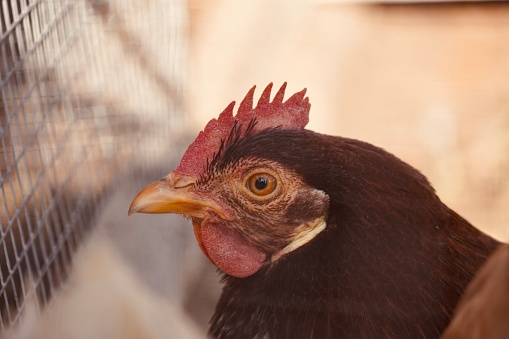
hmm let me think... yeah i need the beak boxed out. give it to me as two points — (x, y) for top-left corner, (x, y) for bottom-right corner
(128, 172), (229, 220)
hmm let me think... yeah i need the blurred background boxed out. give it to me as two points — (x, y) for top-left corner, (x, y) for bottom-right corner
(1, 0), (508, 338)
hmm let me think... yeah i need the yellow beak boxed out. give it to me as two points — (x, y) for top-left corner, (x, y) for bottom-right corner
(128, 172), (229, 220)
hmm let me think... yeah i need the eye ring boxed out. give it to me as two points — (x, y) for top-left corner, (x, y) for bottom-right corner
(247, 173), (277, 196)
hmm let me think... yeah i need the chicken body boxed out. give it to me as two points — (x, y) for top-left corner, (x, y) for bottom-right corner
(129, 84), (500, 338)
(442, 243), (509, 339)
(206, 129), (498, 338)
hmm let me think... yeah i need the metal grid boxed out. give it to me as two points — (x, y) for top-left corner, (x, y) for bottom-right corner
(0, 0), (186, 330)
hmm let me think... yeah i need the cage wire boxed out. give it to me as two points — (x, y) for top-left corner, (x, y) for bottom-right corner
(0, 0), (188, 331)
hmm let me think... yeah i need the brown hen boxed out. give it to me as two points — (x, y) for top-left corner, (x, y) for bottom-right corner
(130, 83), (502, 339)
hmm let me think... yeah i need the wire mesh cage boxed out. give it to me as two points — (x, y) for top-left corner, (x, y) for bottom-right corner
(1, 0), (188, 332)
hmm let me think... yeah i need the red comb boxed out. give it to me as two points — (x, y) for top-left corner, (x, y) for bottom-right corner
(175, 83), (310, 176)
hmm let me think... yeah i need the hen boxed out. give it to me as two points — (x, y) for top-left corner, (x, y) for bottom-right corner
(129, 83), (501, 338)
(442, 243), (509, 339)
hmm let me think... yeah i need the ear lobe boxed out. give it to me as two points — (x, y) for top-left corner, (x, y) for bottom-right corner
(271, 217), (327, 263)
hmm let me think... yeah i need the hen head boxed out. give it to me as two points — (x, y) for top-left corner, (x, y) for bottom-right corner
(129, 83), (329, 278)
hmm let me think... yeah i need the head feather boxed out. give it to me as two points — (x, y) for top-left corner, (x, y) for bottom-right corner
(175, 83), (311, 176)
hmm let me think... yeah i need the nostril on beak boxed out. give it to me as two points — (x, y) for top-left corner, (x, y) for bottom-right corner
(163, 172), (196, 189)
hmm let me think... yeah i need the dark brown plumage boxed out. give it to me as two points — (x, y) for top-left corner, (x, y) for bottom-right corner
(442, 244), (509, 339)
(129, 83), (502, 338)
(207, 129), (499, 338)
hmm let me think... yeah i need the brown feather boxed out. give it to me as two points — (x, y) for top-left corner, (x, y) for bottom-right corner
(208, 128), (501, 339)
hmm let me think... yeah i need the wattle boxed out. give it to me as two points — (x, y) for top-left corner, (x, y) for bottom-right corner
(199, 220), (266, 278)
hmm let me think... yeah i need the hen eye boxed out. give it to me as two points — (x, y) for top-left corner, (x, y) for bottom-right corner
(247, 173), (277, 196)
